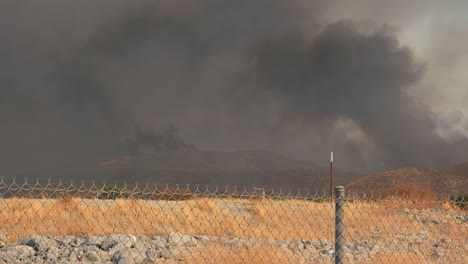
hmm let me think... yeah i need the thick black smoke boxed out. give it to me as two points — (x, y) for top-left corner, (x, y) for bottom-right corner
(0, 0), (466, 174)
(250, 21), (468, 169)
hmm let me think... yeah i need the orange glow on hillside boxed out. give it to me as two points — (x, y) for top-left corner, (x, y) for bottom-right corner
(100, 160), (117, 166)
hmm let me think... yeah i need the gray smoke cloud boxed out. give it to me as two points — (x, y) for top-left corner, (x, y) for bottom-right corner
(251, 20), (468, 169)
(0, 0), (467, 174)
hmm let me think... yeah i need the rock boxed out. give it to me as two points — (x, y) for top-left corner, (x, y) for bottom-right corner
(440, 238), (450, 244)
(132, 240), (149, 251)
(319, 239), (330, 246)
(274, 240), (290, 248)
(159, 249), (172, 259)
(101, 235), (137, 251)
(194, 235), (213, 243)
(150, 236), (168, 249)
(290, 240), (305, 251)
(132, 236), (152, 250)
(80, 245), (109, 261)
(395, 234), (405, 241)
(83, 236), (105, 246)
(345, 252), (354, 260)
(55, 235), (86, 247)
(0, 237), (7, 248)
(101, 239), (118, 252)
(112, 248), (147, 264)
(371, 243), (381, 252)
(146, 249), (159, 261)
(225, 238), (241, 248)
(418, 231), (429, 237)
(17, 235), (57, 252)
(83, 251), (100, 261)
(371, 231), (381, 239)
(0, 232), (461, 263)
(43, 245), (63, 260)
(432, 247), (445, 257)
(71, 236), (86, 247)
(0, 245), (35, 261)
(167, 248), (189, 260)
(454, 215), (463, 220)
(168, 233), (196, 247)
(356, 246), (369, 255)
(410, 237), (423, 244)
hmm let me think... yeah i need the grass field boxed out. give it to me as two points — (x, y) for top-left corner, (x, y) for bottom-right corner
(0, 196), (466, 263)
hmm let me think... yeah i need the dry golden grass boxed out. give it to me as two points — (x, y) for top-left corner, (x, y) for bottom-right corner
(388, 185), (438, 201)
(0, 196), (466, 263)
(343, 201), (465, 243)
(0, 196), (465, 242)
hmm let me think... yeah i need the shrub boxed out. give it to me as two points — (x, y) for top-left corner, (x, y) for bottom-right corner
(452, 194), (468, 209)
(56, 193), (74, 204)
(388, 185), (437, 201)
(148, 188), (193, 200)
(97, 185), (128, 200)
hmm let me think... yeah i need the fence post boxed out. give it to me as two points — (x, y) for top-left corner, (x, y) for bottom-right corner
(335, 186), (345, 264)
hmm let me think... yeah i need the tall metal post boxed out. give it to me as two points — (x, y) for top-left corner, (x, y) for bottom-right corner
(335, 186), (345, 264)
(330, 152), (334, 197)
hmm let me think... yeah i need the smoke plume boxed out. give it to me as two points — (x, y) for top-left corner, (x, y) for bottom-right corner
(0, 0), (467, 174)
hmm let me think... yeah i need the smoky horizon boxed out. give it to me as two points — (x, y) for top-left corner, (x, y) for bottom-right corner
(1, 0), (468, 176)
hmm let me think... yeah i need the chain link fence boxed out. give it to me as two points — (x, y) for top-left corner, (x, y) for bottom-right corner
(0, 177), (466, 264)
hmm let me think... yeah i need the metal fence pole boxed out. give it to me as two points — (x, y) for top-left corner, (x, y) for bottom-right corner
(335, 186), (345, 264)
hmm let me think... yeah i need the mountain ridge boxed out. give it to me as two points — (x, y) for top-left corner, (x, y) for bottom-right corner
(10, 149), (360, 192)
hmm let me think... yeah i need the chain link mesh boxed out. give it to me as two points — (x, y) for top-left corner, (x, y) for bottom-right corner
(0, 177), (466, 264)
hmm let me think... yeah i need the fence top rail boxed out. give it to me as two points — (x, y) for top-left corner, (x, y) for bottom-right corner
(0, 176), (333, 200)
(0, 177), (465, 205)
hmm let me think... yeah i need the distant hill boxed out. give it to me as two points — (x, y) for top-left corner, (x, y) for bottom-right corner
(103, 149), (319, 171)
(14, 149), (362, 192)
(346, 163), (468, 197)
(446, 162), (468, 178)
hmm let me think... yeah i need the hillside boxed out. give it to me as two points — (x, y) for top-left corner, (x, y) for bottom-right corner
(13, 150), (362, 192)
(346, 164), (468, 197)
(102, 150), (319, 171)
(446, 162), (468, 177)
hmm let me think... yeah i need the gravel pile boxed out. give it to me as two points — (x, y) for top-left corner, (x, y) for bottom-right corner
(0, 231), (465, 264)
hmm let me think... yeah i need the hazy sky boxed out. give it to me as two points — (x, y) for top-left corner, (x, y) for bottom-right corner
(1, 0), (467, 173)
(324, 0), (468, 132)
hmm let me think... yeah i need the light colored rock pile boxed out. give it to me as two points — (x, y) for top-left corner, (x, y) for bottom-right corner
(0, 231), (465, 263)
